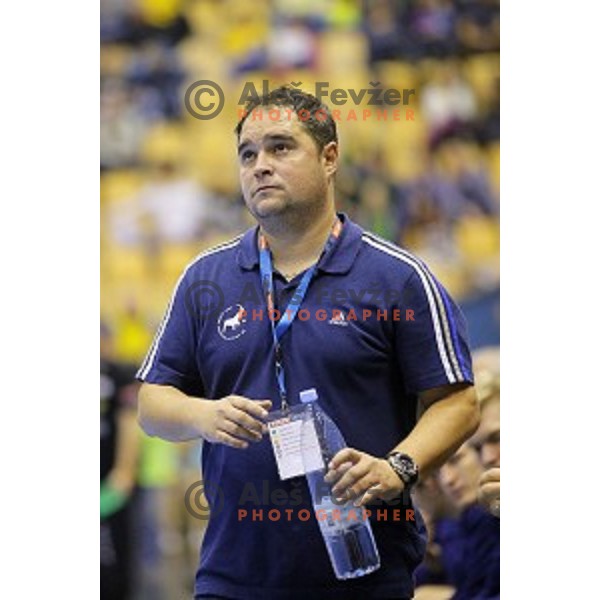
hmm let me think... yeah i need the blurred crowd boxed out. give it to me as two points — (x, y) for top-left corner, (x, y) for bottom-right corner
(100, 1), (500, 599)
(413, 346), (500, 600)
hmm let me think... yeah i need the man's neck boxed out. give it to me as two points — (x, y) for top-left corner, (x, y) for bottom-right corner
(259, 205), (338, 271)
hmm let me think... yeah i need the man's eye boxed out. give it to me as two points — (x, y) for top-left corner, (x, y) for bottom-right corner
(487, 431), (500, 444)
(273, 143), (288, 153)
(241, 150), (255, 163)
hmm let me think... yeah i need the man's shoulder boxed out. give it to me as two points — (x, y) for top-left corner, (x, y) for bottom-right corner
(183, 233), (245, 276)
(356, 230), (428, 280)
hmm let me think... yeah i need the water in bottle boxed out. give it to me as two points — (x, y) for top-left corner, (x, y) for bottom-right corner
(299, 388), (380, 580)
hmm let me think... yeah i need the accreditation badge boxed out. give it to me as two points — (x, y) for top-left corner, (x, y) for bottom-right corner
(266, 404), (324, 480)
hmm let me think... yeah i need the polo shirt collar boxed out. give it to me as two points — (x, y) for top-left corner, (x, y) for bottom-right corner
(236, 212), (363, 275)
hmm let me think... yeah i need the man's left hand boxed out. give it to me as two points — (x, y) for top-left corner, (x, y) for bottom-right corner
(324, 448), (405, 507)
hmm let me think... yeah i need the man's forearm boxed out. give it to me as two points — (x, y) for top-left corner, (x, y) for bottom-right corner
(392, 385), (480, 478)
(138, 382), (208, 442)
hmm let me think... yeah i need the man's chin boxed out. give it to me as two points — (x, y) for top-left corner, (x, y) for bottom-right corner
(252, 197), (290, 219)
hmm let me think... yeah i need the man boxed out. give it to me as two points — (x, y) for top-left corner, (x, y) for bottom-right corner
(101, 322), (140, 600)
(137, 86), (479, 599)
(469, 347), (500, 517)
(438, 443), (500, 599)
(472, 384), (500, 517)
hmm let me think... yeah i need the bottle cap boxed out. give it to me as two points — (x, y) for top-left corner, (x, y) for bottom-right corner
(299, 388), (318, 403)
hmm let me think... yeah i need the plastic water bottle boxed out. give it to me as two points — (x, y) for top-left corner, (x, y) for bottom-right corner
(299, 388), (380, 580)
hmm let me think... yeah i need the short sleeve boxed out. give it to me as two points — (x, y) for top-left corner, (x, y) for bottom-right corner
(136, 269), (204, 396)
(395, 268), (473, 395)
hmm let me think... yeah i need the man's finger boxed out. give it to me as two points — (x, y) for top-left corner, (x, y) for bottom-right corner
(328, 448), (361, 470)
(221, 418), (262, 443)
(228, 407), (266, 436)
(324, 460), (353, 484)
(480, 467), (500, 485)
(214, 430), (249, 449)
(331, 463), (370, 498)
(231, 396), (272, 419)
(354, 484), (382, 508)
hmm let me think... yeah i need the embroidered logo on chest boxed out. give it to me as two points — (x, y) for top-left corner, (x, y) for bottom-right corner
(217, 304), (247, 340)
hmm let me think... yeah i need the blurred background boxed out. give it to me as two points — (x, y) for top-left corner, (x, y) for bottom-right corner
(100, 0), (499, 598)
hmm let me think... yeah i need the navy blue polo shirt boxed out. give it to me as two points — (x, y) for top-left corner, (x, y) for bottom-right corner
(137, 213), (473, 600)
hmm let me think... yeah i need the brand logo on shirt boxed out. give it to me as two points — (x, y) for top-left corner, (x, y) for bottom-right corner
(328, 310), (349, 327)
(217, 304), (248, 340)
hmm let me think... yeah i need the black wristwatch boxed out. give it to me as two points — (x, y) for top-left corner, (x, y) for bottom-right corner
(387, 452), (419, 490)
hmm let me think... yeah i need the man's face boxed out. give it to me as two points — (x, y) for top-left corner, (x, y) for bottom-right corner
(237, 108), (337, 221)
(438, 443), (483, 511)
(471, 398), (500, 469)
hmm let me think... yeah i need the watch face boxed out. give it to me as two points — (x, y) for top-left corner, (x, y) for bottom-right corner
(390, 454), (418, 484)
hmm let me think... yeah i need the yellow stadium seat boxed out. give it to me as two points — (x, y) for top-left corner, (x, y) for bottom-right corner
(463, 53), (500, 103)
(101, 170), (144, 207)
(140, 122), (186, 166)
(103, 245), (150, 283)
(373, 61), (419, 96)
(318, 31), (368, 74)
(487, 142), (500, 192)
(455, 216), (500, 266)
(138, 0), (182, 27)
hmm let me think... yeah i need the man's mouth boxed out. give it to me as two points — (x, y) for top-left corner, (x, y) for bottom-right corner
(254, 185), (281, 195)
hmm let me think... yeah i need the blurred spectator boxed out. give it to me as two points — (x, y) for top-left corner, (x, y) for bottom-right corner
(438, 443), (500, 599)
(137, 161), (212, 245)
(136, 160), (247, 248)
(101, 0), (190, 45)
(455, 0), (500, 55)
(410, 0), (457, 58)
(473, 393), (499, 470)
(134, 433), (182, 599)
(471, 346), (500, 516)
(364, 0), (415, 62)
(101, 322), (141, 600)
(100, 79), (146, 170)
(126, 43), (186, 120)
(268, 17), (317, 71)
(114, 300), (154, 364)
(475, 76), (500, 143)
(415, 346), (500, 597)
(351, 150), (405, 242)
(411, 135), (497, 224)
(420, 61), (477, 133)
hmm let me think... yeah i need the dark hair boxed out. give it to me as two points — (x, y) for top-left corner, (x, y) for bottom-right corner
(234, 85), (338, 151)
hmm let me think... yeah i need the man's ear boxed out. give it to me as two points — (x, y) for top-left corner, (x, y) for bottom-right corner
(322, 141), (339, 178)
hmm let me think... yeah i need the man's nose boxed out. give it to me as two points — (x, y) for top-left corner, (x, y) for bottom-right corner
(253, 150), (273, 178)
(439, 468), (455, 488)
(481, 443), (500, 469)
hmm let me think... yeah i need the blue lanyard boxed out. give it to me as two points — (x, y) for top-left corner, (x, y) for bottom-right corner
(258, 218), (342, 411)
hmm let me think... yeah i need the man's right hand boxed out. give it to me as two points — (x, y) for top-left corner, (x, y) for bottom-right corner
(198, 395), (272, 449)
(478, 467), (500, 517)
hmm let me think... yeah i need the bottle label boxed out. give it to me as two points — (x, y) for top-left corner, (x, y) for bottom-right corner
(266, 405), (325, 480)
